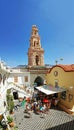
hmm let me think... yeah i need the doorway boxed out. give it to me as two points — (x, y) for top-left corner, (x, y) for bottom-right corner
(13, 91), (18, 99)
(34, 76), (44, 86)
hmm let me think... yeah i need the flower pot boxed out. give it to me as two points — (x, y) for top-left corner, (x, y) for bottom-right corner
(9, 122), (14, 127)
(9, 110), (14, 114)
(0, 114), (3, 121)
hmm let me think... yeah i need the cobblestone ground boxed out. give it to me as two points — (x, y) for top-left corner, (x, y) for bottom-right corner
(13, 106), (74, 130)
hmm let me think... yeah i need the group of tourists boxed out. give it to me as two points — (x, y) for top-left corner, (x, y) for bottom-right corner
(14, 90), (59, 118)
(23, 97), (51, 118)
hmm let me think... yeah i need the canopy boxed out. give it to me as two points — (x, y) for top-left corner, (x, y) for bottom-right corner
(35, 86), (66, 95)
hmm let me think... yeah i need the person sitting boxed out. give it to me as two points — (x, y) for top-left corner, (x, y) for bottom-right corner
(39, 103), (45, 118)
(43, 104), (48, 114)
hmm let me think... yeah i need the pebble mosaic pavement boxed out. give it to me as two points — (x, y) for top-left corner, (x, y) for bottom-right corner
(13, 107), (74, 130)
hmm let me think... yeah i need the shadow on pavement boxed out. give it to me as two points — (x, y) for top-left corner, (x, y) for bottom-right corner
(46, 120), (74, 130)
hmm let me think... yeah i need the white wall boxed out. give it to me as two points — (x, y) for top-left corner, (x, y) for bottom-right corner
(7, 71), (31, 87)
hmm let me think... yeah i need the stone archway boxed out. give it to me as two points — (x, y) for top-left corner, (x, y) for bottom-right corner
(34, 76), (44, 86)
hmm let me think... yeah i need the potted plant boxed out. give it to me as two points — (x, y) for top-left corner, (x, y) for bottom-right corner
(7, 116), (14, 127)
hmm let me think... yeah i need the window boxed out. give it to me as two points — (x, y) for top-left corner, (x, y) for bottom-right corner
(14, 76), (18, 83)
(24, 76), (28, 82)
(54, 80), (58, 88)
(34, 31), (37, 35)
(34, 41), (35, 46)
(36, 55), (39, 65)
(68, 94), (73, 102)
(54, 71), (58, 76)
(61, 91), (66, 100)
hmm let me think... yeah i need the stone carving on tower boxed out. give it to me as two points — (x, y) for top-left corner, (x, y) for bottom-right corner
(28, 25), (44, 67)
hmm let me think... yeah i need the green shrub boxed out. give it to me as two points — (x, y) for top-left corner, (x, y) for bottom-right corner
(7, 116), (13, 123)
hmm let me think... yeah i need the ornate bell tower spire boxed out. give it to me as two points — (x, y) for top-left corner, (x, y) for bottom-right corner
(28, 25), (44, 67)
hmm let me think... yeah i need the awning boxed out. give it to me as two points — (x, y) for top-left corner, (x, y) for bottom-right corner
(35, 86), (66, 95)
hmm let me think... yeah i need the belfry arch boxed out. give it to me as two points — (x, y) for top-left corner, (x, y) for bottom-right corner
(36, 55), (39, 65)
(34, 76), (44, 86)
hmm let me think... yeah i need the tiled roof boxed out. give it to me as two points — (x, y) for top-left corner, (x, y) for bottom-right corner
(49, 64), (74, 72)
(57, 64), (74, 71)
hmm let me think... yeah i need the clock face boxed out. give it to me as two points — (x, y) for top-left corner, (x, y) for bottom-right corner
(54, 71), (58, 76)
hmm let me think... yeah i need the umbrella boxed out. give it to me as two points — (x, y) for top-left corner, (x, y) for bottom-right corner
(43, 98), (49, 103)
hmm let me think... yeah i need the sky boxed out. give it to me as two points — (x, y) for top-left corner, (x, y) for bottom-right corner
(0, 0), (74, 67)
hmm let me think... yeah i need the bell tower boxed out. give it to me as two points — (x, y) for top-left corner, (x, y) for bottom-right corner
(28, 25), (44, 67)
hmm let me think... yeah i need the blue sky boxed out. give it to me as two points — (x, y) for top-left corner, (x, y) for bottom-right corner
(0, 0), (74, 67)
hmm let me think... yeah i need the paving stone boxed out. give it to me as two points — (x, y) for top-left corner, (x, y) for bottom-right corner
(13, 107), (74, 130)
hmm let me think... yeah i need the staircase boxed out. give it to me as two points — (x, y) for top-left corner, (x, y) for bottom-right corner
(7, 82), (33, 97)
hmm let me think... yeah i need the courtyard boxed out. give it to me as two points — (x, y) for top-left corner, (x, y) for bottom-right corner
(12, 103), (74, 130)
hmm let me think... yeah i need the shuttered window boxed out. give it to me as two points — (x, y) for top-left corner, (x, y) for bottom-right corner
(24, 76), (28, 82)
(14, 76), (18, 82)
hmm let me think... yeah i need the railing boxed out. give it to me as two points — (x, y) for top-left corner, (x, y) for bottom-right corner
(7, 82), (33, 96)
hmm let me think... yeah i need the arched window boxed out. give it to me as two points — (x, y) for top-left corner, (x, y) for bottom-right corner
(34, 31), (37, 35)
(36, 55), (39, 65)
(34, 41), (35, 46)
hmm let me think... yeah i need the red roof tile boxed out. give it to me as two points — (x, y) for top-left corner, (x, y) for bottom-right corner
(57, 64), (74, 71)
(48, 64), (74, 73)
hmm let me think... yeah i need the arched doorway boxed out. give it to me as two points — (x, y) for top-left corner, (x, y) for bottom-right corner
(34, 76), (44, 86)
(13, 91), (18, 100)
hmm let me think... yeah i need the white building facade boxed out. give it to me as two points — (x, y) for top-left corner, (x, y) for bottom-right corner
(8, 68), (31, 88)
(0, 61), (32, 116)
